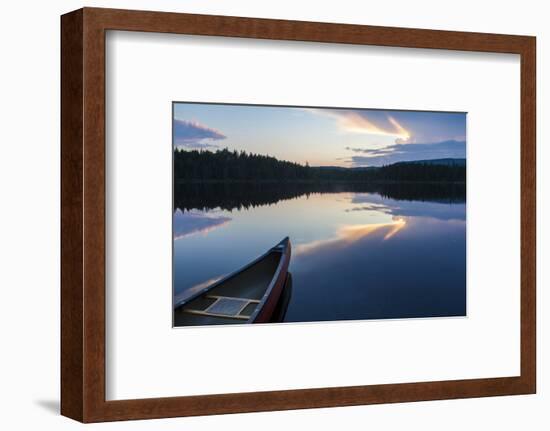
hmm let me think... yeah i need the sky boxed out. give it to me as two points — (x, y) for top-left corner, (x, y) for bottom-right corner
(173, 103), (466, 167)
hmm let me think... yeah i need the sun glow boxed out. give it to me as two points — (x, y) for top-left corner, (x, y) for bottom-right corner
(388, 116), (411, 142)
(305, 108), (412, 142)
(338, 112), (411, 141)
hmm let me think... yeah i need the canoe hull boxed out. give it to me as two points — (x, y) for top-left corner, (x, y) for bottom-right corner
(253, 242), (291, 323)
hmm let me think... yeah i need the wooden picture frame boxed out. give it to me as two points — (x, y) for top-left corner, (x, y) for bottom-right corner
(61, 7), (536, 423)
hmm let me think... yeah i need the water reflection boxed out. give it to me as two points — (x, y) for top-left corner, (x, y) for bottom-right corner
(295, 219), (407, 256)
(173, 209), (231, 240)
(173, 183), (466, 323)
(174, 181), (465, 212)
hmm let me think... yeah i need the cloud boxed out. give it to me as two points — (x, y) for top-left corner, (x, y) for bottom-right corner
(346, 139), (466, 167)
(305, 108), (466, 149)
(305, 108), (411, 142)
(173, 119), (226, 149)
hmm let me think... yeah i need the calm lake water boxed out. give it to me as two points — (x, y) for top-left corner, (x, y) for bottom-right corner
(173, 183), (466, 323)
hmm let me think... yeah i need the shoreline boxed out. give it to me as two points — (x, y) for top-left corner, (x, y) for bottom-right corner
(175, 179), (467, 185)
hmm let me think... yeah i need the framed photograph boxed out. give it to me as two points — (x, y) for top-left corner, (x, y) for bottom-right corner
(61, 7), (536, 422)
(172, 102), (468, 327)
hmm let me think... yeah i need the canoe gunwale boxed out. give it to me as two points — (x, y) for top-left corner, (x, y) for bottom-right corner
(248, 239), (290, 323)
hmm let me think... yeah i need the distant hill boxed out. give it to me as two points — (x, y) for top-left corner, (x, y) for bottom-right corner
(317, 165), (378, 171)
(394, 158), (466, 167)
(316, 159), (465, 170)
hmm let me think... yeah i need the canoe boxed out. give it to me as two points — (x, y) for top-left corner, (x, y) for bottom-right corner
(174, 237), (291, 326)
(269, 272), (293, 324)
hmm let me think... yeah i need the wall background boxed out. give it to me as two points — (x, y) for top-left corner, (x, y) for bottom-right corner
(0, 0), (546, 429)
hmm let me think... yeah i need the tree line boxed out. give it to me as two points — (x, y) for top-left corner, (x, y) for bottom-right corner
(174, 148), (466, 183)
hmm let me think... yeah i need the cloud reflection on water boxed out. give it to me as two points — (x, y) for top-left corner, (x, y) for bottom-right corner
(173, 209), (231, 240)
(350, 193), (465, 222)
(295, 218), (407, 256)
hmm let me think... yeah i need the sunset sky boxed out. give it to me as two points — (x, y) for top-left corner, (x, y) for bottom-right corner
(173, 103), (466, 167)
